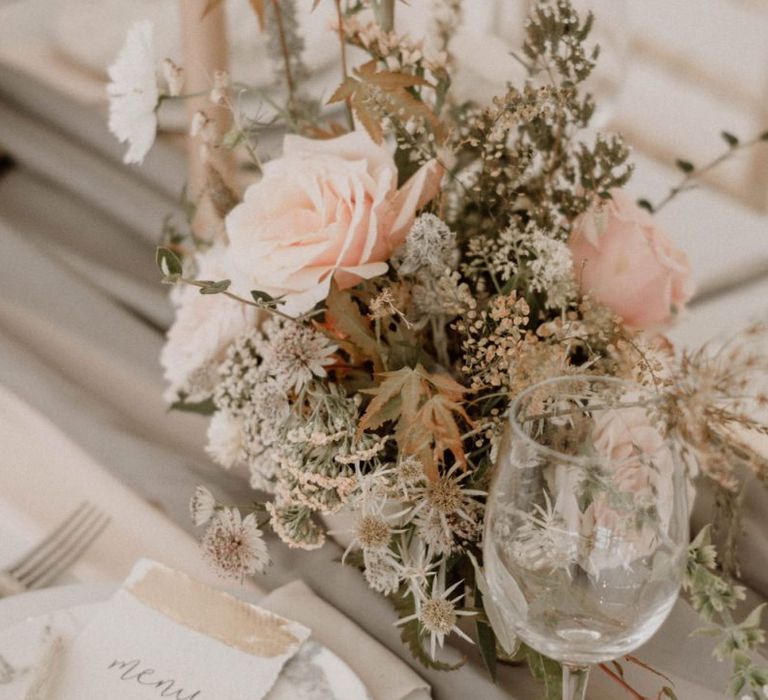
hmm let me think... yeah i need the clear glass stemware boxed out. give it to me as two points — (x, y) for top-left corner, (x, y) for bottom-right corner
(483, 376), (689, 700)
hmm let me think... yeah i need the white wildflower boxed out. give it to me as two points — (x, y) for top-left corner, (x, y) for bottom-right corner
(398, 214), (457, 275)
(363, 550), (402, 595)
(266, 502), (326, 550)
(261, 320), (337, 392)
(412, 270), (474, 317)
(205, 410), (245, 469)
(526, 228), (576, 309)
(396, 564), (475, 659)
(161, 58), (184, 96)
(202, 508), (270, 579)
(107, 21), (160, 164)
(190, 111), (217, 144)
(189, 485), (216, 526)
(161, 243), (258, 402)
(209, 69), (229, 105)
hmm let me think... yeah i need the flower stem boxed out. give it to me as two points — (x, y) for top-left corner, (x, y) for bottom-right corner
(333, 0), (355, 131)
(562, 664), (590, 700)
(269, 0), (296, 105)
(373, 0), (395, 32)
(652, 133), (765, 213)
(598, 663), (651, 700)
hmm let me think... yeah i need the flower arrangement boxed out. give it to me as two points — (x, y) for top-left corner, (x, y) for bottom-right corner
(109, 1), (768, 696)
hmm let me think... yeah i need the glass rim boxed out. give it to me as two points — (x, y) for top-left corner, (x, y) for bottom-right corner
(507, 374), (673, 466)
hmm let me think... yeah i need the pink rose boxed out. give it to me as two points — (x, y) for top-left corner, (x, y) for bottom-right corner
(584, 405), (677, 574)
(568, 190), (694, 330)
(225, 131), (442, 316)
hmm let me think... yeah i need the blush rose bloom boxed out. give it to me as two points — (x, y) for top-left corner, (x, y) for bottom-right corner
(583, 405), (678, 575)
(225, 131), (442, 316)
(568, 190), (695, 330)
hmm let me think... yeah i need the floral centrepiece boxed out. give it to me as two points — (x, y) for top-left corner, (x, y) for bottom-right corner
(110, 1), (768, 697)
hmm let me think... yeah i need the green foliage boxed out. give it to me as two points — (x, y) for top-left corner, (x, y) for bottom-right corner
(170, 396), (216, 415)
(156, 246), (182, 279)
(675, 159), (695, 174)
(197, 279), (231, 295)
(522, 645), (562, 700)
(685, 527), (768, 697)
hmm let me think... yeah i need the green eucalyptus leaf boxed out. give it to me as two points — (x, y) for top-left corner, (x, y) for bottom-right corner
(251, 290), (275, 304)
(156, 246), (182, 278)
(721, 131), (739, 148)
(170, 397), (216, 415)
(198, 279), (231, 295)
(637, 198), (654, 213)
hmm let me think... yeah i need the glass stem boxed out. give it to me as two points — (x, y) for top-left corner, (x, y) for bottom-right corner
(562, 663), (590, 700)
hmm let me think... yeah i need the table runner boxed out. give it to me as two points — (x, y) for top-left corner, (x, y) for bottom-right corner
(2, 167), (767, 697)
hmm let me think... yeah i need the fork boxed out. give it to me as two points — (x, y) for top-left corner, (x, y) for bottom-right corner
(0, 502), (110, 598)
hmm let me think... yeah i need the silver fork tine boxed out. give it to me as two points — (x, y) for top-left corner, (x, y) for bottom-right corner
(8, 502), (91, 577)
(14, 504), (99, 584)
(23, 512), (111, 590)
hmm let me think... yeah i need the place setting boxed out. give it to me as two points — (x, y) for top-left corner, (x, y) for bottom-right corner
(1, 0), (768, 698)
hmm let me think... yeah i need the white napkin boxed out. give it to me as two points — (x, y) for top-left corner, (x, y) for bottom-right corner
(0, 383), (252, 590)
(261, 581), (431, 700)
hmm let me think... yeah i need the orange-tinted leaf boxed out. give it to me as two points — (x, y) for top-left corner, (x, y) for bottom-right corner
(201, 0), (224, 18)
(249, 0), (266, 27)
(326, 282), (384, 371)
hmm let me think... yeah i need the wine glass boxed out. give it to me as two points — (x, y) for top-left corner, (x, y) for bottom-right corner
(483, 376), (689, 700)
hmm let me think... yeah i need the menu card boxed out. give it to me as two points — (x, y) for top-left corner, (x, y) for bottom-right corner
(48, 560), (309, 700)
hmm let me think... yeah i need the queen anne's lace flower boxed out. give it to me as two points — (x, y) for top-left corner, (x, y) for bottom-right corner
(189, 485), (216, 526)
(107, 21), (160, 164)
(363, 550), (402, 595)
(202, 508), (270, 579)
(205, 410), (245, 469)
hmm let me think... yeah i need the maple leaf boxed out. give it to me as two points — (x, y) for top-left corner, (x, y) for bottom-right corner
(328, 61), (440, 144)
(326, 282), (385, 371)
(359, 365), (472, 480)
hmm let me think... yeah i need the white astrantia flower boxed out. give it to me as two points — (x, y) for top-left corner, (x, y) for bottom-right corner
(396, 563), (475, 660)
(107, 21), (160, 165)
(205, 410), (245, 470)
(189, 485), (216, 526)
(202, 508), (269, 580)
(260, 319), (337, 393)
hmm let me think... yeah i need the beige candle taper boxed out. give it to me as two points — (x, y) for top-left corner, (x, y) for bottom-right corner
(180, 0), (234, 238)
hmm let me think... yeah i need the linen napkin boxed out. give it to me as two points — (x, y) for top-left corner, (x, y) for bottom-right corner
(261, 581), (431, 700)
(0, 383), (256, 590)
